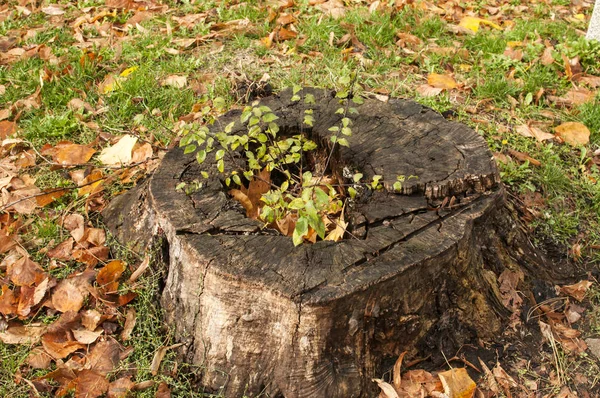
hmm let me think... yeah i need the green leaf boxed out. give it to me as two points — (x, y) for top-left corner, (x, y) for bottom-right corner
(351, 95), (364, 105)
(293, 217), (308, 246)
(291, 95), (301, 101)
(184, 144), (196, 154)
(341, 127), (352, 136)
(215, 149), (225, 160)
(393, 181), (402, 192)
(293, 84), (302, 95)
(280, 180), (289, 192)
(259, 105), (272, 113)
(288, 198), (305, 210)
(353, 173), (363, 183)
(338, 138), (349, 147)
(217, 159), (224, 173)
(349, 107), (359, 114)
(303, 140), (317, 151)
(348, 186), (357, 199)
(304, 93), (315, 104)
(335, 107), (344, 114)
(196, 150), (206, 163)
(302, 171), (313, 186)
(371, 175), (382, 189)
(252, 107), (263, 117)
(268, 122), (279, 135)
(201, 171), (209, 179)
(241, 109), (252, 123)
(262, 112), (279, 123)
(260, 205), (275, 223)
(314, 188), (330, 208)
(225, 177), (231, 186)
(232, 174), (242, 186)
(224, 121), (235, 134)
(305, 201), (325, 239)
(342, 117), (351, 127)
(213, 97), (226, 110)
(304, 115), (314, 126)
(328, 126), (340, 132)
(175, 182), (186, 191)
(257, 133), (268, 143)
(248, 116), (260, 127)
(330, 135), (338, 143)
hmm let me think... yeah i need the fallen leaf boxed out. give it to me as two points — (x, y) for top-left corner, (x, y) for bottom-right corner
(73, 328), (103, 344)
(26, 347), (53, 369)
(75, 370), (110, 398)
(50, 270), (95, 313)
(41, 5), (65, 15)
(416, 84), (443, 97)
(98, 135), (138, 165)
(554, 122), (590, 146)
(63, 213), (85, 242)
(438, 368), (476, 398)
(161, 75), (188, 88)
(120, 308), (136, 341)
(7, 256), (46, 287)
(36, 188), (68, 207)
(156, 382), (172, 398)
(42, 331), (86, 358)
(560, 280), (592, 302)
(129, 254), (150, 282)
(131, 142), (153, 163)
(108, 377), (135, 398)
(45, 142), (96, 165)
(372, 378), (399, 398)
(507, 149), (541, 166)
(0, 323), (46, 344)
(86, 339), (121, 375)
(515, 124), (554, 142)
(458, 16), (502, 33)
(150, 346), (168, 376)
(0, 120), (16, 139)
(82, 309), (103, 331)
(317, 0), (346, 19)
(427, 73), (458, 89)
(541, 46), (554, 66)
(96, 260), (126, 286)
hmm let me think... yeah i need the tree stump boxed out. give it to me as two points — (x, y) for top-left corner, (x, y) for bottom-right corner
(103, 88), (550, 398)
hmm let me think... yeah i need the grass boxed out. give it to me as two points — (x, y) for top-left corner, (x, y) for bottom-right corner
(1, 0), (600, 396)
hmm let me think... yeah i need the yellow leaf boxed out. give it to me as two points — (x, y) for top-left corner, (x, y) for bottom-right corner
(459, 16), (502, 33)
(438, 368), (476, 398)
(98, 135), (138, 165)
(120, 66), (138, 77)
(555, 122), (590, 146)
(427, 73), (458, 89)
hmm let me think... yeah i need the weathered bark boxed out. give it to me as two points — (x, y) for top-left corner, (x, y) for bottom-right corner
(103, 88), (551, 398)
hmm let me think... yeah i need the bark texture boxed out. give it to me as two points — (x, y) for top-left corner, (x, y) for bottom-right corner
(103, 88), (549, 398)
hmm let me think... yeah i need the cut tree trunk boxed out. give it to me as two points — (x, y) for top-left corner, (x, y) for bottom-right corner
(103, 88), (554, 398)
(587, 0), (600, 41)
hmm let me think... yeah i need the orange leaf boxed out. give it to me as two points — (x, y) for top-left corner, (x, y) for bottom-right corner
(97, 260), (126, 286)
(229, 189), (254, 216)
(438, 368), (476, 398)
(560, 280), (592, 302)
(36, 188), (68, 207)
(554, 122), (590, 146)
(55, 143), (96, 165)
(0, 120), (16, 139)
(427, 73), (457, 89)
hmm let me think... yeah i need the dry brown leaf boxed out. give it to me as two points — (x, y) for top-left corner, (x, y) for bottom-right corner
(67, 98), (94, 113)
(78, 169), (105, 197)
(50, 270), (95, 313)
(575, 74), (600, 88)
(97, 260), (126, 286)
(81, 309), (103, 331)
(108, 376), (135, 398)
(554, 122), (590, 146)
(7, 256), (46, 287)
(36, 188), (68, 207)
(98, 135), (138, 165)
(507, 149), (541, 166)
(86, 339), (121, 375)
(73, 328), (103, 344)
(26, 347), (53, 369)
(75, 370), (110, 398)
(63, 213), (85, 242)
(492, 363), (518, 394)
(121, 308), (136, 341)
(55, 143), (96, 165)
(0, 323), (46, 344)
(0, 120), (16, 139)
(427, 73), (458, 89)
(131, 142), (153, 163)
(41, 4), (65, 15)
(317, 0), (345, 18)
(161, 75), (188, 88)
(560, 280), (592, 302)
(150, 346), (168, 376)
(129, 254), (150, 282)
(392, 352), (406, 390)
(541, 46), (554, 66)
(42, 331), (86, 359)
(515, 124), (554, 142)
(438, 368), (476, 398)
(372, 378), (399, 398)
(549, 87), (595, 106)
(156, 382), (172, 398)
(416, 84), (443, 97)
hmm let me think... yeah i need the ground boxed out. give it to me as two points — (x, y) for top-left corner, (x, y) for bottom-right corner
(0, 0), (600, 397)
